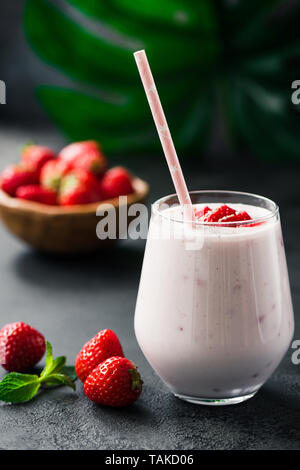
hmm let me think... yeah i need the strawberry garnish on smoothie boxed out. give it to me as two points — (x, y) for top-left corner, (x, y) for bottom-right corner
(194, 204), (252, 225)
(204, 204), (236, 222)
(194, 205), (211, 219)
(220, 211), (251, 223)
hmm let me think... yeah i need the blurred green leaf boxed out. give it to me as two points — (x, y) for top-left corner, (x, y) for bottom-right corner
(24, 0), (300, 160)
(68, 0), (217, 33)
(25, 0), (217, 85)
(227, 79), (300, 162)
(37, 85), (212, 153)
(37, 86), (157, 153)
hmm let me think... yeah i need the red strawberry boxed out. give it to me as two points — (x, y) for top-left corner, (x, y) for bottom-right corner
(220, 211), (252, 223)
(0, 322), (46, 372)
(84, 356), (143, 407)
(59, 140), (99, 162)
(40, 159), (70, 191)
(59, 140), (107, 176)
(75, 329), (123, 382)
(204, 204), (236, 222)
(1, 165), (38, 196)
(59, 169), (103, 206)
(16, 185), (57, 205)
(100, 167), (134, 200)
(21, 145), (56, 177)
(194, 205), (211, 219)
(71, 152), (107, 176)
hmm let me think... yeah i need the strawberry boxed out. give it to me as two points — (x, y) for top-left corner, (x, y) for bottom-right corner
(84, 356), (142, 407)
(100, 167), (134, 199)
(194, 205), (211, 219)
(0, 322), (46, 372)
(1, 165), (38, 196)
(193, 204), (253, 225)
(204, 204), (236, 222)
(75, 329), (123, 382)
(21, 145), (56, 177)
(16, 185), (57, 205)
(59, 169), (103, 206)
(60, 187), (98, 205)
(59, 140), (107, 176)
(40, 159), (70, 191)
(220, 211), (252, 223)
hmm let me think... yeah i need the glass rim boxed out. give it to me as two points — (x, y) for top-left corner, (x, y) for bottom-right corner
(152, 190), (279, 226)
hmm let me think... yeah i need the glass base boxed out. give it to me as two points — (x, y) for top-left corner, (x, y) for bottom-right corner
(174, 391), (257, 406)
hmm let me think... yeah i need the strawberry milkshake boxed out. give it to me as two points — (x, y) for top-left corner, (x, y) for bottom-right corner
(135, 191), (294, 405)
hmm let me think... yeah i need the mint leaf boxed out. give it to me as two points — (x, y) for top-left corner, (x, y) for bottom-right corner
(50, 356), (66, 374)
(40, 356), (66, 379)
(42, 373), (76, 391)
(0, 373), (40, 403)
(45, 340), (53, 367)
(60, 374), (76, 391)
(40, 341), (66, 379)
(40, 340), (53, 378)
(62, 366), (77, 382)
(0, 341), (76, 404)
(39, 341), (76, 391)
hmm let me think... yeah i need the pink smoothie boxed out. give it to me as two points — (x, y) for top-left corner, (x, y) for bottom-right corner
(135, 202), (294, 401)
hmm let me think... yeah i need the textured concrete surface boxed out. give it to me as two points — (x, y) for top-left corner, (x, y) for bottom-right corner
(0, 127), (299, 450)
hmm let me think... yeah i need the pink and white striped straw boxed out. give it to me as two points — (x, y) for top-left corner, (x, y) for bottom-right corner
(134, 50), (193, 219)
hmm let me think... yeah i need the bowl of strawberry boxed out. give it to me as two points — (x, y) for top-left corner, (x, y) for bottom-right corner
(0, 141), (149, 253)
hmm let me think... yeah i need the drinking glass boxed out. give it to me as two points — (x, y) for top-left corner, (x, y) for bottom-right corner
(134, 191), (294, 405)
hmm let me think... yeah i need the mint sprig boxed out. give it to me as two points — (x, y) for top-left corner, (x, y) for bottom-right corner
(0, 341), (76, 403)
(40, 341), (66, 379)
(0, 373), (41, 403)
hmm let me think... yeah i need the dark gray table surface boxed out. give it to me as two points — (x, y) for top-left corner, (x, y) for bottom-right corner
(0, 126), (299, 450)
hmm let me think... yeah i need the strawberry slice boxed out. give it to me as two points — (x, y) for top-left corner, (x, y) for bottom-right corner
(194, 205), (211, 219)
(204, 204), (236, 222)
(220, 211), (252, 224)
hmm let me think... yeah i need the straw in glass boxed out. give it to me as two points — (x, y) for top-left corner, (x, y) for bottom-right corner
(134, 50), (193, 220)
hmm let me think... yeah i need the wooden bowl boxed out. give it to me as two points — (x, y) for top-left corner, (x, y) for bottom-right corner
(0, 177), (149, 253)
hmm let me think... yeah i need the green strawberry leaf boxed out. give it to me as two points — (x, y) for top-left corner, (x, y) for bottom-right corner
(0, 373), (40, 403)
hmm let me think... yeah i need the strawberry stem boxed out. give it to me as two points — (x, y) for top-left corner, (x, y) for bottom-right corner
(129, 367), (143, 391)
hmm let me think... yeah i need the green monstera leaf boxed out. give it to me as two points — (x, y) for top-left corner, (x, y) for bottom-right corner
(24, 0), (300, 160)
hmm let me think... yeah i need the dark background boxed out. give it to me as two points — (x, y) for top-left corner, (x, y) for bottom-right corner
(0, 2), (52, 123)
(0, 0), (299, 450)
